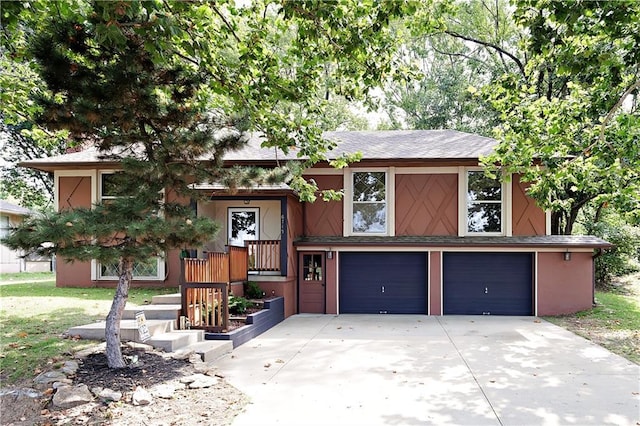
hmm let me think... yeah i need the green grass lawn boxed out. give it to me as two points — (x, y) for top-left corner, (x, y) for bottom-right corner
(546, 278), (640, 365)
(0, 280), (178, 385)
(578, 290), (640, 329)
(0, 271), (55, 282)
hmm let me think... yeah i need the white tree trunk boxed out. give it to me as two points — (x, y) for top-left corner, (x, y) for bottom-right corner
(105, 257), (133, 368)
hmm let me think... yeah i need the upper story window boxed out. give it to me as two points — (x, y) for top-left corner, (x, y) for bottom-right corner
(352, 171), (387, 234)
(100, 172), (120, 201)
(466, 171), (503, 234)
(0, 215), (10, 239)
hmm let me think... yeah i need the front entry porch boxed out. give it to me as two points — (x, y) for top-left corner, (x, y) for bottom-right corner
(180, 241), (286, 332)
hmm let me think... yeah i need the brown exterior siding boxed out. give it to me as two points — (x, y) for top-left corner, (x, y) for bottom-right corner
(537, 251), (593, 315)
(285, 196), (304, 316)
(303, 175), (343, 236)
(57, 176), (93, 287)
(512, 175), (546, 236)
(395, 174), (458, 236)
(58, 176), (92, 211)
(287, 196), (303, 276)
(326, 252), (338, 314)
(255, 278), (297, 318)
(429, 251), (442, 315)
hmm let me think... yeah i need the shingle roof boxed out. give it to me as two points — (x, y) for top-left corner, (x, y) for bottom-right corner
(294, 235), (613, 249)
(20, 130), (497, 171)
(0, 200), (34, 216)
(324, 130), (497, 160)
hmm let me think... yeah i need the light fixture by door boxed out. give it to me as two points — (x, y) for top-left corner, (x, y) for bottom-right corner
(563, 251), (571, 261)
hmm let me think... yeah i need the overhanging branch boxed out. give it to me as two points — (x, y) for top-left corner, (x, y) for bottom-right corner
(444, 29), (525, 77)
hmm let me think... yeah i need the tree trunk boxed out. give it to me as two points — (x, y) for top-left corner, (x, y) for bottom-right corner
(105, 257), (133, 369)
(551, 211), (562, 235)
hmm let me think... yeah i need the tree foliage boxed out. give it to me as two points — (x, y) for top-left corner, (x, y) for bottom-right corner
(0, 27), (70, 210)
(1, 0), (444, 368)
(382, 0), (520, 135)
(481, 0), (640, 234)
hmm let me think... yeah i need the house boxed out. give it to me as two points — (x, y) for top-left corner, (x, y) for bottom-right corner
(21, 130), (611, 317)
(0, 200), (51, 273)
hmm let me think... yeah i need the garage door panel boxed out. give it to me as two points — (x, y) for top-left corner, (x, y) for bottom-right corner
(340, 252), (427, 314)
(444, 252), (533, 316)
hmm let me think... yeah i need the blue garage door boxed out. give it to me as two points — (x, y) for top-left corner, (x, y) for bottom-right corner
(443, 252), (533, 315)
(339, 252), (427, 314)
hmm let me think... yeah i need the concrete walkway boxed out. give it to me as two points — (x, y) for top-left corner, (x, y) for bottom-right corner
(215, 315), (640, 426)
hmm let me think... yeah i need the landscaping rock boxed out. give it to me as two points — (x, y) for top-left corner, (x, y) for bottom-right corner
(53, 384), (93, 409)
(189, 353), (203, 364)
(126, 341), (154, 351)
(180, 373), (218, 389)
(170, 349), (194, 360)
(52, 379), (73, 389)
(132, 386), (153, 406)
(61, 360), (79, 375)
(33, 371), (67, 387)
(151, 383), (176, 399)
(73, 342), (106, 359)
(94, 387), (122, 403)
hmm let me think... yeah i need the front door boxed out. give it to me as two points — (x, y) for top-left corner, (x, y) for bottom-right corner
(228, 208), (259, 247)
(299, 252), (325, 313)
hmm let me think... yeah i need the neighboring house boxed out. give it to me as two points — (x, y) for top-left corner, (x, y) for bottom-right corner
(21, 130), (610, 316)
(0, 200), (51, 273)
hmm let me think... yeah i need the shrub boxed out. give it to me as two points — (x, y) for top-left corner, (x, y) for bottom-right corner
(228, 295), (251, 315)
(582, 212), (640, 288)
(244, 281), (264, 299)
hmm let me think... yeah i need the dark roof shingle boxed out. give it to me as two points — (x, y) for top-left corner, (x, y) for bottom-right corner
(20, 130), (497, 171)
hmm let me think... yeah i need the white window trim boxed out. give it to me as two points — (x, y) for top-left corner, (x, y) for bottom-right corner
(94, 170), (164, 281)
(344, 168), (393, 236)
(228, 207), (260, 246)
(54, 170), (98, 212)
(98, 169), (118, 201)
(458, 167), (511, 237)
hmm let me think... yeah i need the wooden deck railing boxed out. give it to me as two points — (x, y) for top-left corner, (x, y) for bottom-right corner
(228, 245), (249, 282)
(181, 282), (228, 332)
(182, 241), (279, 284)
(246, 240), (281, 272)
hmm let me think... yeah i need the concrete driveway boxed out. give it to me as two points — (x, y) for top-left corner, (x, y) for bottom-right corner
(215, 315), (640, 425)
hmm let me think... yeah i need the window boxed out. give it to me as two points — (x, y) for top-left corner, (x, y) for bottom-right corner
(100, 258), (159, 279)
(100, 172), (121, 200)
(302, 253), (323, 281)
(466, 171), (503, 234)
(352, 171), (387, 234)
(96, 171), (164, 280)
(0, 215), (10, 239)
(228, 208), (259, 246)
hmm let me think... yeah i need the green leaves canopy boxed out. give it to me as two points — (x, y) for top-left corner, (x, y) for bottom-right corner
(481, 0), (640, 233)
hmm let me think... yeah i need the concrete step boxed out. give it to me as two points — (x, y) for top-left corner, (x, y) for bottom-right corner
(146, 329), (203, 352)
(68, 319), (174, 341)
(183, 340), (233, 362)
(152, 293), (181, 305)
(123, 304), (182, 320)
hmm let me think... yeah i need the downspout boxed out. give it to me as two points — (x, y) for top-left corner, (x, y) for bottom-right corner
(591, 248), (605, 306)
